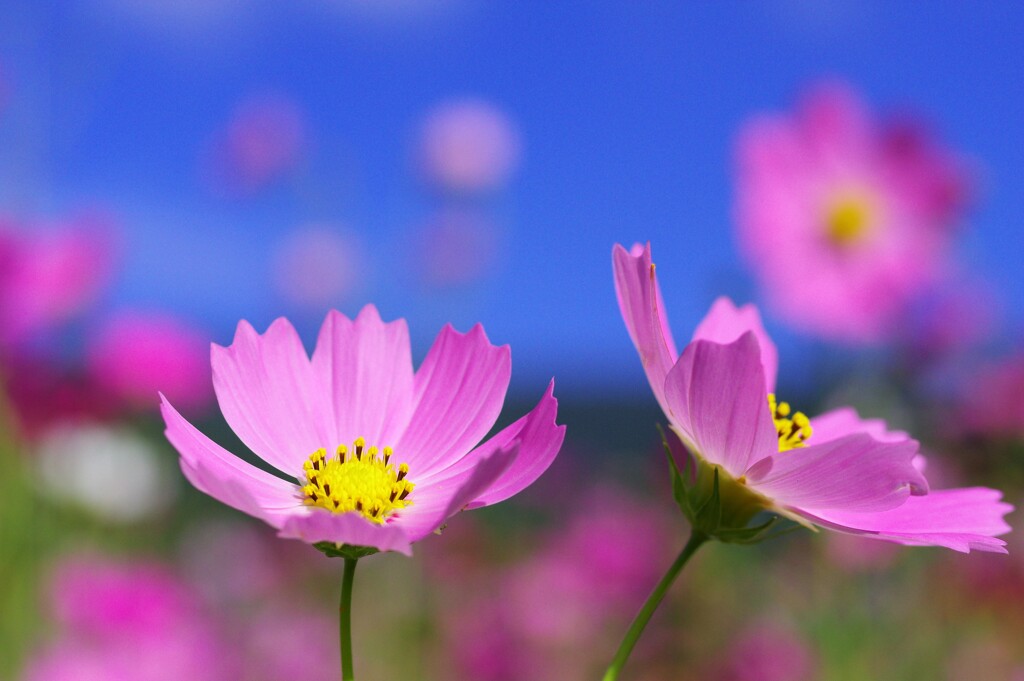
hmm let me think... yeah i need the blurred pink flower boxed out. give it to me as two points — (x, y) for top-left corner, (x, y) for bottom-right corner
(954, 354), (1024, 440)
(180, 521), (289, 605)
(823, 532), (900, 571)
(161, 305), (564, 555)
(715, 622), (816, 681)
(0, 217), (115, 350)
(243, 605), (339, 681)
(23, 555), (237, 681)
(734, 82), (972, 343)
(411, 210), (501, 288)
(208, 94), (306, 194)
(272, 225), (362, 309)
(417, 99), (521, 194)
(614, 242), (1012, 552)
(86, 310), (212, 412)
(506, 488), (672, 643)
(946, 638), (1019, 681)
(438, 487), (672, 681)
(447, 598), (536, 681)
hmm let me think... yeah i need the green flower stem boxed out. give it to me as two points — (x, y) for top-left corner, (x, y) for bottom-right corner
(602, 531), (708, 681)
(340, 557), (358, 681)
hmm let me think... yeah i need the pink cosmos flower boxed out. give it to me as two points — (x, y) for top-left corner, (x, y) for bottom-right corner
(86, 310), (213, 412)
(207, 94), (306, 194)
(0, 217), (115, 350)
(23, 555), (236, 681)
(161, 305), (564, 556)
(417, 99), (521, 194)
(613, 243), (1011, 552)
(715, 622), (816, 681)
(272, 225), (363, 309)
(734, 82), (972, 343)
(953, 353), (1024, 440)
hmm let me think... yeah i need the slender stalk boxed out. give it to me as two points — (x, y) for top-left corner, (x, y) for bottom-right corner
(602, 531), (708, 681)
(339, 557), (358, 681)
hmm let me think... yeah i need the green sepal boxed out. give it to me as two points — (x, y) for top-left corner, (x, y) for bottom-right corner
(659, 424), (808, 546)
(692, 466), (723, 535)
(661, 427), (692, 516)
(313, 542), (379, 560)
(714, 516), (782, 544)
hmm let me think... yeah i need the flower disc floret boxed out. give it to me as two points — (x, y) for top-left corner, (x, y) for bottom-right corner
(768, 394), (812, 452)
(301, 437), (414, 523)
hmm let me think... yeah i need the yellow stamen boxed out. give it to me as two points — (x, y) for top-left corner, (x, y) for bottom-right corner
(301, 438), (415, 523)
(768, 393), (813, 452)
(825, 194), (874, 246)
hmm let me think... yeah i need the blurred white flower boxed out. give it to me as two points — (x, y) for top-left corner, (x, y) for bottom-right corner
(36, 423), (175, 523)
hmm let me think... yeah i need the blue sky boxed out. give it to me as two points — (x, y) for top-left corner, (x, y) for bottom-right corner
(1, 1), (1021, 397)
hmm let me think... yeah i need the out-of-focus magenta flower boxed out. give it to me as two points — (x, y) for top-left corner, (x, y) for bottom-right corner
(953, 354), (1024, 440)
(208, 94), (306, 194)
(447, 598), (541, 681)
(614, 243), (1012, 552)
(734, 83), (972, 343)
(161, 305), (564, 555)
(23, 555), (237, 681)
(86, 310), (212, 412)
(417, 99), (521, 194)
(411, 210), (501, 288)
(715, 622), (816, 681)
(272, 225), (363, 309)
(0, 217), (115, 350)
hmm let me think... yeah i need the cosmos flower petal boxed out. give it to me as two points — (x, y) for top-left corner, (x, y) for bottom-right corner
(396, 445), (518, 542)
(311, 306), (415, 447)
(160, 394), (300, 525)
(691, 296), (779, 393)
(418, 379), (566, 509)
(278, 512), (414, 556)
(612, 243), (679, 415)
(810, 406), (908, 444)
(664, 333), (777, 477)
(212, 317), (333, 475)
(397, 324), (511, 475)
(747, 433), (927, 514)
(802, 488), (1013, 554)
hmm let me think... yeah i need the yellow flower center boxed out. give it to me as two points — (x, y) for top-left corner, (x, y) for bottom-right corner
(768, 393), (812, 452)
(825, 194), (874, 246)
(301, 437), (415, 524)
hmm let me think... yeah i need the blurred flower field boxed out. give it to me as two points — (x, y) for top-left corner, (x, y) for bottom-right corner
(0, 3), (1023, 680)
